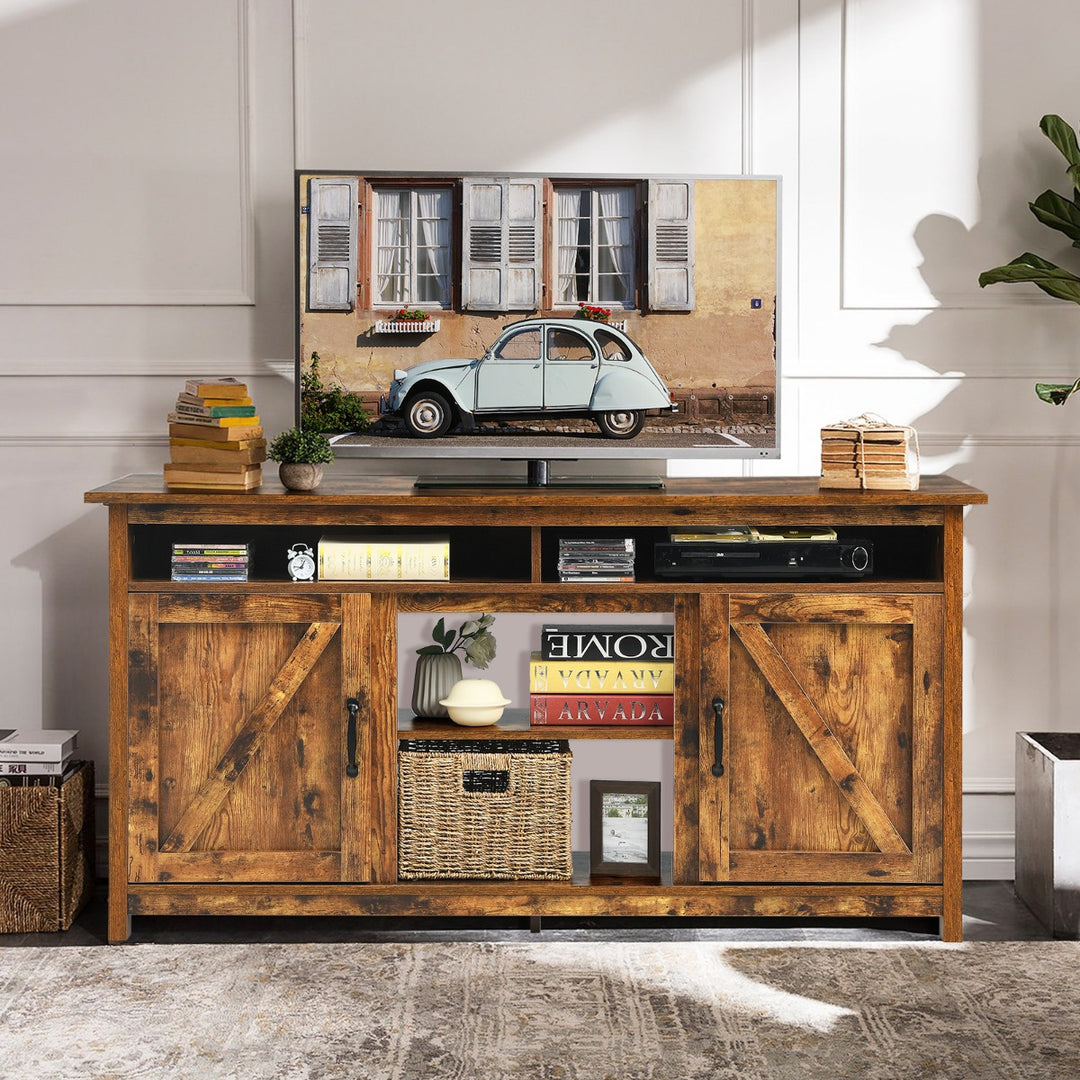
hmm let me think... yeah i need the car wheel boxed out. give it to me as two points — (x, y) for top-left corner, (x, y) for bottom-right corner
(404, 390), (453, 438)
(595, 409), (645, 439)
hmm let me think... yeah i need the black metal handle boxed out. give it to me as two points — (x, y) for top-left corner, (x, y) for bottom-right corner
(346, 697), (360, 778)
(710, 696), (725, 777)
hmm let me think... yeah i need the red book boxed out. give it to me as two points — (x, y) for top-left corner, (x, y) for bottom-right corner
(530, 694), (674, 726)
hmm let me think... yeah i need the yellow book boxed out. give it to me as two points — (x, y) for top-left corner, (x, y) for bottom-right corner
(317, 534), (450, 581)
(168, 422), (264, 442)
(167, 412), (260, 428)
(528, 652), (675, 694)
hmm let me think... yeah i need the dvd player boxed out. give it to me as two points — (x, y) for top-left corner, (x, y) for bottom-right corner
(653, 539), (873, 579)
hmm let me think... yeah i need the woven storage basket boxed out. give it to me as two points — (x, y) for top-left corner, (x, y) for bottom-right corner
(0, 761), (95, 933)
(398, 739), (572, 880)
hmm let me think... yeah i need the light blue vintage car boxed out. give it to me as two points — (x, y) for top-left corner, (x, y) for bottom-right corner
(381, 318), (676, 439)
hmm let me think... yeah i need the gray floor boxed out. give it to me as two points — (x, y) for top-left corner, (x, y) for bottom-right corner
(2, 880), (1053, 947)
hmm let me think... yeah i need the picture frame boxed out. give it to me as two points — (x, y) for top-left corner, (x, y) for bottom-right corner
(589, 779), (661, 881)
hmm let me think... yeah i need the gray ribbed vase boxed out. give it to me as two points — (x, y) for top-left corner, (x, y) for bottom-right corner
(411, 651), (462, 718)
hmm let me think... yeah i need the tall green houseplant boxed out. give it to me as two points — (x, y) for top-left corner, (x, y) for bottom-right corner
(980, 114), (1080, 404)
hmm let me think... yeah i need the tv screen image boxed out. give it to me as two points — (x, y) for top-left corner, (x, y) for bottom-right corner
(295, 172), (779, 474)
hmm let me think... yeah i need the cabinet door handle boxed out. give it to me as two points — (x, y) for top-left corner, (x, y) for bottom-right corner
(346, 697), (361, 778)
(710, 695), (725, 777)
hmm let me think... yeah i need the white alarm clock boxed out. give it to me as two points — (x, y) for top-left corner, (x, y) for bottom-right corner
(287, 543), (316, 582)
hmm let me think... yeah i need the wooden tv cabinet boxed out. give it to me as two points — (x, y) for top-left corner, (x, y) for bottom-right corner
(85, 474), (986, 943)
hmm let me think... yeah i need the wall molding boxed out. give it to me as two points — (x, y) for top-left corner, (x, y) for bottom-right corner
(0, 0), (255, 308)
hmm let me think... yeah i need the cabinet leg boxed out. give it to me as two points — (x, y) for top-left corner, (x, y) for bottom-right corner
(529, 915), (542, 934)
(108, 888), (132, 944)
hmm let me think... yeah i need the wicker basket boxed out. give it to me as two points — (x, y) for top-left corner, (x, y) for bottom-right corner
(0, 761), (95, 933)
(398, 739), (572, 880)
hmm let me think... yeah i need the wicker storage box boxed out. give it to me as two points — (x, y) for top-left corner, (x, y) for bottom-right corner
(398, 739), (572, 880)
(0, 761), (95, 933)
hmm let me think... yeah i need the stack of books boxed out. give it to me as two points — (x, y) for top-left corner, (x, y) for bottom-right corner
(0, 728), (79, 787)
(820, 417), (919, 491)
(529, 623), (674, 726)
(557, 538), (636, 583)
(171, 542), (250, 583)
(317, 534), (450, 581)
(164, 377), (266, 491)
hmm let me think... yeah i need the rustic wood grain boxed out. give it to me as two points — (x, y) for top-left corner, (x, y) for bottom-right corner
(941, 506), (966, 941)
(126, 882), (946, 920)
(108, 506), (133, 942)
(673, 593), (701, 884)
(86, 475), (984, 940)
(126, 594), (159, 885)
(340, 592), (370, 881)
(912, 595), (945, 884)
(159, 620), (340, 853)
(368, 593), (398, 883)
(695, 592), (726, 882)
(731, 621), (910, 856)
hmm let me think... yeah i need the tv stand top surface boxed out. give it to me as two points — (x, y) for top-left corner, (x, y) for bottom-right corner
(86, 473), (986, 509)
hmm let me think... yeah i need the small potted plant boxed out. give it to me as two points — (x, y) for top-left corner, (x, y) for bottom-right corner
(392, 307), (431, 325)
(411, 613), (496, 718)
(268, 426), (333, 491)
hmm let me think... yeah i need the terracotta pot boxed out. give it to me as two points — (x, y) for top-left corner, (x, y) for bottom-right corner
(278, 462), (323, 491)
(411, 651), (463, 718)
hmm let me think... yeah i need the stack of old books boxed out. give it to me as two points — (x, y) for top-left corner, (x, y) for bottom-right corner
(0, 728), (79, 787)
(164, 377), (266, 491)
(819, 415), (919, 491)
(529, 623), (674, 727)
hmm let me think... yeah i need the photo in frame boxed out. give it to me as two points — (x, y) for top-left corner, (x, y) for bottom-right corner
(589, 779), (661, 880)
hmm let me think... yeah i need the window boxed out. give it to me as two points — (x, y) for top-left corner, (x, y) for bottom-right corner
(547, 327), (596, 362)
(373, 188), (451, 308)
(493, 327), (541, 360)
(595, 328), (631, 361)
(555, 186), (636, 308)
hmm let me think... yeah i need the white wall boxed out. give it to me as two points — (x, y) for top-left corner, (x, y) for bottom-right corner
(4, 0), (1078, 878)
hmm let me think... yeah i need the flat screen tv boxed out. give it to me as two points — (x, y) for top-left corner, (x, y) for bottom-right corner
(295, 171), (779, 484)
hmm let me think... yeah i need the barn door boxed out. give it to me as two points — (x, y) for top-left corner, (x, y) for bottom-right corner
(698, 592), (943, 884)
(126, 593), (371, 884)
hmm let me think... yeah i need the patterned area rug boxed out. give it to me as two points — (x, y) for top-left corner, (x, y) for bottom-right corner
(1, 940), (1077, 1079)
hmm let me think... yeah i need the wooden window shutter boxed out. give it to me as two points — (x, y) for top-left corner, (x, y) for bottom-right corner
(647, 179), (695, 311)
(462, 177), (542, 311)
(308, 176), (358, 311)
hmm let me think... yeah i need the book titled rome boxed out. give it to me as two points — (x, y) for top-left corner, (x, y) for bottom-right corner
(539, 624), (674, 662)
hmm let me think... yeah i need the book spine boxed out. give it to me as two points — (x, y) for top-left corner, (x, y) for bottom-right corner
(170, 574), (249, 582)
(317, 542), (450, 581)
(0, 754), (70, 770)
(168, 423), (264, 442)
(167, 412), (261, 428)
(174, 404), (258, 418)
(529, 658), (674, 694)
(529, 694), (674, 726)
(540, 626), (674, 661)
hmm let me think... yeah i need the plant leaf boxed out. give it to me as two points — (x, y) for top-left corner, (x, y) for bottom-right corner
(978, 253), (1080, 304)
(1041, 114), (1080, 190)
(416, 644), (445, 655)
(431, 617), (452, 647)
(1030, 190), (1080, 245)
(1036, 378), (1080, 405)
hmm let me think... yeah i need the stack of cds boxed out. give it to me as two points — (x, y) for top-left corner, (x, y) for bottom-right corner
(171, 542), (250, 582)
(557, 537), (635, 583)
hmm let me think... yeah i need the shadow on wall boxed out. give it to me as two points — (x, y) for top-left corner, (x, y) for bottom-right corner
(11, 511), (110, 779)
(876, 206), (1080, 745)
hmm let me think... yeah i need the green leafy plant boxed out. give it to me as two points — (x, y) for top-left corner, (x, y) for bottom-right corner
(979, 114), (1080, 404)
(300, 352), (372, 434)
(416, 614), (496, 669)
(391, 307), (430, 322)
(267, 426), (334, 464)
